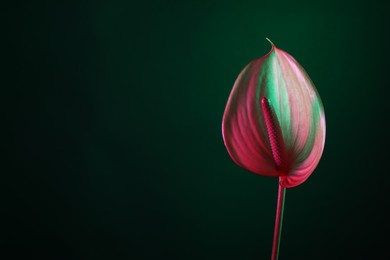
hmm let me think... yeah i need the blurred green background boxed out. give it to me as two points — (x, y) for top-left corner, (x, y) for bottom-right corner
(3, 0), (389, 259)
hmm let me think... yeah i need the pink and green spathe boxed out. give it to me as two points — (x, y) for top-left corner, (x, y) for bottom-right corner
(222, 39), (326, 188)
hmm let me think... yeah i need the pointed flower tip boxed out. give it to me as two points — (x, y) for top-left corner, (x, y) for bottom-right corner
(265, 37), (275, 47)
(265, 38), (276, 56)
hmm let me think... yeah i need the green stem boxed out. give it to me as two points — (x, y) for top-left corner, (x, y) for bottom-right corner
(271, 179), (286, 260)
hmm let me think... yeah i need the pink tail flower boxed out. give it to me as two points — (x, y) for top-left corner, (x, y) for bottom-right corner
(222, 39), (326, 259)
(222, 38), (325, 188)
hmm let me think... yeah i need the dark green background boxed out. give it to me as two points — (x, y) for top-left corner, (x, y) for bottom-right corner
(3, 1), (390, 259)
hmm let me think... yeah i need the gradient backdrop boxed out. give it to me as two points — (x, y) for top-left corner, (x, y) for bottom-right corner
(3, 0), (390, 259)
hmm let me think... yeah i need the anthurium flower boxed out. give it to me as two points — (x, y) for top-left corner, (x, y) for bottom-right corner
(222, 39), (326, 188)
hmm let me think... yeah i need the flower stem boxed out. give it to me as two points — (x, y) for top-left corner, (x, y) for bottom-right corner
(271, 179), (286, 260)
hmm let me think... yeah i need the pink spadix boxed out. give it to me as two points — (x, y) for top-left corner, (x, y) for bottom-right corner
(261, 98), (288, 173)
(222, 39), (326, 259)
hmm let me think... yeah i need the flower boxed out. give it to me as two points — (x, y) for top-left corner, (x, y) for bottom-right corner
(222, 39), (326, 188)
